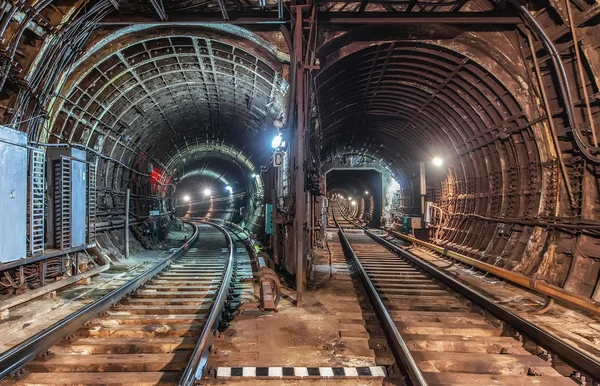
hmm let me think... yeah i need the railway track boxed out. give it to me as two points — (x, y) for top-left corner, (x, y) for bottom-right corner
(330, 203), (599, 386)
(0, 221), (238, 386)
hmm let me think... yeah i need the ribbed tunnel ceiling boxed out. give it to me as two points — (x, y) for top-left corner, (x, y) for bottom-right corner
(51, 28), (288, 179)
(317, 41), (532, 178)
(1, 0), (599, 300)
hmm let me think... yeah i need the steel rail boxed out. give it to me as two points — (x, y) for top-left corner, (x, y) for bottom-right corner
(336, 208), (600, 381)
(332, 211), (428, 386)
(0, 221), (200, 381)
(385, 229), (600, 315)
(179, 220), (236, 386)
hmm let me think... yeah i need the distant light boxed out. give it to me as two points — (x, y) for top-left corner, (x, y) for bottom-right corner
(183, 195), (190, 202)
(432, 157), (444, 167)
(251, 173), (258, 178)
(203, 188), (212, 196)
(365, 191), (369, 195)
(272, 133), (283, 148)
(273, 119), (284, 129)
(348, 196), (352, 200)
(225, 185), (233, 194)
(351, 201), (356, 205)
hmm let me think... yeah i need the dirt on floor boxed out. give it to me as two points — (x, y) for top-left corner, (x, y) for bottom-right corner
(206, 233), (396, 385)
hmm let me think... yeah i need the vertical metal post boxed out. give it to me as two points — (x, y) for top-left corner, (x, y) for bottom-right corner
(294, 5), (305, 305)
(271, 186), (280, 265)
(419, 162), (426, 225)
(125, 188), (130, 259)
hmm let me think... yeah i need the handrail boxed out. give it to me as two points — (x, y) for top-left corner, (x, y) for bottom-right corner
(334, 206), (600, 380)
(0, 221), (200, 380)
(332, 209), (428, 386)
(386, 229), (600, 316)
(179, 220), (235, 385)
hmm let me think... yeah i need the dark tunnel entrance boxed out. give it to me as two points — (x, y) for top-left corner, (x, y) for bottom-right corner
(326, 169), (382, 227)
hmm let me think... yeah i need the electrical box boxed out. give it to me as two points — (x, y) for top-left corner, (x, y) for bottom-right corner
(46, 148), (88, 250)
(265, 203), (273, 235)
(403, 216), (422, 232)
(424, 201), (433, 224)
(0, 126), (28, 263)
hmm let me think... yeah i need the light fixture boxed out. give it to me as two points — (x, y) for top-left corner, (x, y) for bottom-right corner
(183, 195), (190, 202)
(351, 201), (356, 205)
(251, 173), (258, 178)
(271, 133), (283, 148)
(225, 185), (233, 194)
(203, 188), (212, 196)
(365, 191), (369, 195)
(432, 156), (444, 167)
(273, 119), (284, 129)
(348, 196), (352, 200)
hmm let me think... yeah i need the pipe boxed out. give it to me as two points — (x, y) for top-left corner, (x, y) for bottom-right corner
(565, 0), (598, 147)
(525, 30), (575, 207)
(386, 228), (600, 315)
(509, 0), (600, 163)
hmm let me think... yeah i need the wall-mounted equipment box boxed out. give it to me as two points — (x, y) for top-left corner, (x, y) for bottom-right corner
(403, 216), (422, 232)
(46, 148), (88, 250)
(265, 203), (274, 235)
(0, 126), (28, 263)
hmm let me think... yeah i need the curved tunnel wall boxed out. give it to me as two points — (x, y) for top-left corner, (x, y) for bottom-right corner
(0, 0), (599, 302)
(17, 24), (287, 232)
(316, 28), (600, 301)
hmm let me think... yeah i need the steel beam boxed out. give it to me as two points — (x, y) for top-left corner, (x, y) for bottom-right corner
(99, 11), (521, 26)
(293, 5), (307, 306)
(149, 0), (168, 21)
(318, 11), (521, 24)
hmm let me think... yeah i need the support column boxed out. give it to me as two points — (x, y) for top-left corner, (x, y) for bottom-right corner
(419, 162), (426, 225)
(294, 5), (306, 306)
(124, 188), (130, 259)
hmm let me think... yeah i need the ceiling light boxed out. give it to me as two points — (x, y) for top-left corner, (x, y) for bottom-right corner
(225, 185), (233, 194)
(351, 201), (356, 205)
(183, 195), (190, 202)
(432, 157), (444, 167)
(365, 191), (369, 195)
(203, 188), (212, 196)
(271, 133), (283, 148)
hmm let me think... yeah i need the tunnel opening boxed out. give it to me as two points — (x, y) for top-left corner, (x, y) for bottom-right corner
(326, 169), (382, 227)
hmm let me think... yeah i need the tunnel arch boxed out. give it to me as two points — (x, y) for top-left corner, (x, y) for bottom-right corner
(315, 34), (561, 282)
(41, 25), (287, 228)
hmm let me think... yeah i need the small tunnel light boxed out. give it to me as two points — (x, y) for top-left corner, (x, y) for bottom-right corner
(351, 201), (356, 205)
(225, 185), (233, 194)
(203, 188), (212, 196)
(347, 196), (352, 200)
(433, 156), (444, 167)
(365, 191), (369, 195)
(183, 195), (190, 202)
(271, 133), (283, 148)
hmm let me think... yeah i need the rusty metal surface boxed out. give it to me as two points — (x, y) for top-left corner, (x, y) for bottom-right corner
(0, 0), (599, 307)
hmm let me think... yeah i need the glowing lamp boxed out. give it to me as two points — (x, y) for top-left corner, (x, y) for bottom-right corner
(272, 133), (283, 148)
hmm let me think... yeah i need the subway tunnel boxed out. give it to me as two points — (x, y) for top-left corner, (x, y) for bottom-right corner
(0, 0), (600, 385)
